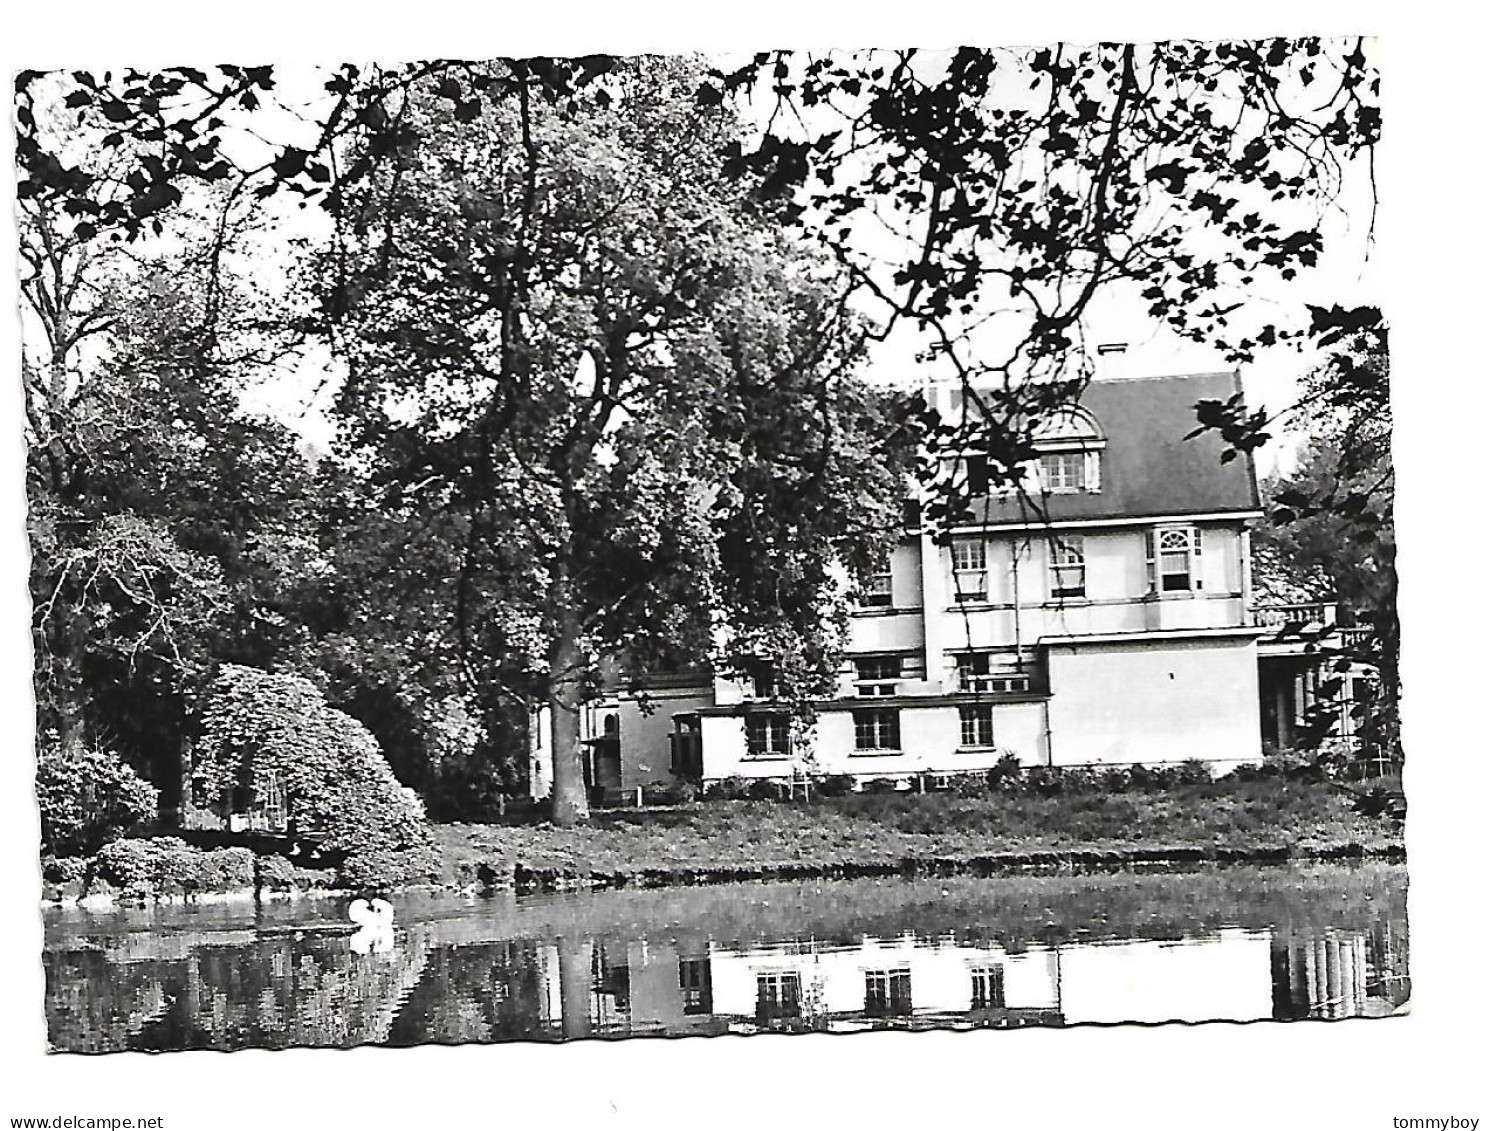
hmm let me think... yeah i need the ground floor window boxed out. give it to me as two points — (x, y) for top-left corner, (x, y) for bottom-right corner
(865, 969), (913, 1016)
(745, 713), (791, 758)
(853, 707), (901, 752)
(679, 958), (713, 1015)
(971, 965), (1006, 1009)
(959, 704), (995, 748)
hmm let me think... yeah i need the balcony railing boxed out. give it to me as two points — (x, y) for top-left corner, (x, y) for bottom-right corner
(1254, 602), (1338, 629)
(959, 673), (1034, 695)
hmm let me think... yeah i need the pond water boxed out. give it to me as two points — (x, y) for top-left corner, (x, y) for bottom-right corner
(42, 864), (1409, 1052)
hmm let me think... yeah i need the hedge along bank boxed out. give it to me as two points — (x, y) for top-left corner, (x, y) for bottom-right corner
(188, 664), (442, 889)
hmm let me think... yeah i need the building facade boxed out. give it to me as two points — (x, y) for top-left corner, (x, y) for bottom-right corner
(533, 369), (1360, 799)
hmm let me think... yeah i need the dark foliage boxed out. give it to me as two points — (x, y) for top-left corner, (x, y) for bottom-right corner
(36, 735), (160, 856)
(192, 664), (438, 885)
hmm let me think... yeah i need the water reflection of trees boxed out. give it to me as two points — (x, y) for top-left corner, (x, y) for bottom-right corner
(47, 932), (429, 1052)
(386, 941), (553, 1045)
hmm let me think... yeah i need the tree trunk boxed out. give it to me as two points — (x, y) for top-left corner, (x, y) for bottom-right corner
(548, 605), (590, 827)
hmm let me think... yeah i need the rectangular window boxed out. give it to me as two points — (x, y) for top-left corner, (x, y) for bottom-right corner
(971, 965), (1006, 1010)
(679, 958), (713, 1015)
(1039, 450), (1086, 492)
(951, 537), (988, 602)
(956, 653), (1032, 695)
(1151, 527), (1201, 593)
(853, 708), (901, 752)
(959, 704), (995, 748)
(855, 655), (901, 697)
(745, 713), (791, 758)
(748, 661), (778, 699)
(756, 972), (802, 1021)
(860, 553), (893, 607)
(865, 969), (913, 1017)
(1049, 536), (1086, 599)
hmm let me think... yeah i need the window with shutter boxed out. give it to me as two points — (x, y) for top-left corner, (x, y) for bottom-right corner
(1153, 527), (1200, 593)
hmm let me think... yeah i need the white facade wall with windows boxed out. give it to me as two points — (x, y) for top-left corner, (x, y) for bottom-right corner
(535, 371), (1270, 797)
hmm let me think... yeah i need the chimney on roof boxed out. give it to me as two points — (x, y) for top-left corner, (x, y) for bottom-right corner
(1096, 342), (1129, 380)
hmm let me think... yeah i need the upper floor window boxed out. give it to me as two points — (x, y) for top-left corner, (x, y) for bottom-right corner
(855, 655), (901, 697)
(956, 652), (1033, 695)
(1049, 536), (1086, 599)
(951, 537), (988, 602)
(1148, 527), (1202, 593)
(745, 713), (791, 758)
(747, 660), (778, 700)
(859, 553), (893, 607)
(853, 707), (901, 752)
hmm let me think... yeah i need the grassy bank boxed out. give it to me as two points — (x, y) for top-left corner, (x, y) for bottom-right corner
(437, 777), (1403, 890)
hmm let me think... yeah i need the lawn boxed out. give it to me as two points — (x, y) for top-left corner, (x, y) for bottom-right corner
(435, 777), (1403, 887)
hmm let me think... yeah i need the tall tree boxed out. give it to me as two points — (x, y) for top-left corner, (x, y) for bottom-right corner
(319, 58), (918, 824)
(20, 189), (321, 795)
(1205, 306), (1396, 764)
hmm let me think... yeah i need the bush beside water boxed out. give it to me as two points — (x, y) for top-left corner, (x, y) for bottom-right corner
(36, 736), (159, 857)
(192, 664), (438, 887)
(89, 838), (255, 901)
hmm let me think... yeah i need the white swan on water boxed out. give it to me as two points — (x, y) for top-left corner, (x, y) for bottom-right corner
(348, 897), (395, 955)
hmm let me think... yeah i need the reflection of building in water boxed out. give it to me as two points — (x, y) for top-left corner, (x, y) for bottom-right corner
(688, 935), (1063, 1033)
(44, 911), (1412, 1050)
(1271, 922), (1410, 1020)
(527, 934), (1062, 1036)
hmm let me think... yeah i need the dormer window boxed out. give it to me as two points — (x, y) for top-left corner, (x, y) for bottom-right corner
(1039, 451), (1087, 492)
(1031, 406), (1105, 495)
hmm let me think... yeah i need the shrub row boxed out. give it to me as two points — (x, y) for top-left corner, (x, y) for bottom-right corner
(41, 837), (433, 902)
(89, 837), (256, 900)
(692, 759), (1219, 803)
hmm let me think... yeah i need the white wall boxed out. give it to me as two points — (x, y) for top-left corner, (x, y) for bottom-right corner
(911, 524), (1248, 661)
(700, 700), (1049, 780)
(1044, 635), (1261, 766)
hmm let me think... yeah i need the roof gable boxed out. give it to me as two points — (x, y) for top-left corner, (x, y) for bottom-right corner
(968, 371), (1260, 525)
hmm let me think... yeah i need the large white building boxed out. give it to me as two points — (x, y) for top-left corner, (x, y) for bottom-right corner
(532, 369), (1353, 800)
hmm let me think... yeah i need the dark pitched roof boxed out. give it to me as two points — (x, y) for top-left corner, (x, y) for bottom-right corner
(969, 370), (1261, 526)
